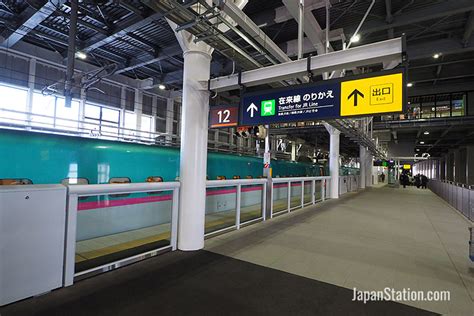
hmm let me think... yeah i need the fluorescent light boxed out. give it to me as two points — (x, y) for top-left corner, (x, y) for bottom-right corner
(407, 83), (413, 87)
(350, 34), (361, 43)
(158, 84), (166, 90)
(420, 141), (425, 145)
(424, 131), (429, 135)
(416, 148), (420, 151)
(433, 53), (440, 59)
(75, 51), (87, 59)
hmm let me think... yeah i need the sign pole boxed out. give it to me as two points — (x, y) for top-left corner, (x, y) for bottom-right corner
(263, 125), (272, 219)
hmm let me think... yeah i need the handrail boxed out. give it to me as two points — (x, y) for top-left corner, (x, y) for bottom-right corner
(67, 181), (180, 196)
(272, 176), (330, 183)
(206, 178), (267, 188)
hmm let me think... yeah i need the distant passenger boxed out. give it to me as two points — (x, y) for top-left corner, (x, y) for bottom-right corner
(421, 175), (428, 189)
(380, 173), (385, 183)
(414, 174), (421, 188)
(400, 173), (409, 188)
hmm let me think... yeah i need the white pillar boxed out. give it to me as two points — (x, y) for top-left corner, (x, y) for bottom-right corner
(26, 58), (36, 125)
(173, 24), (213, 251)
(165, 98), (174, 144)
(291, 142), (296, 161)
(134, 88), (143, 133)
(366, 154), (373, 186)
(359, 146), (366, 189)
(324, 124), (340, 199)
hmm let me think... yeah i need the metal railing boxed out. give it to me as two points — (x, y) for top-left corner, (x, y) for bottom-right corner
(61, 175), (361, 286)
(271, 176), (331, 217)
(205, 178), (267, 236)
(0, 107), (178, 145)
(64, 181), (180, 286)
(428, 179), (473, 221)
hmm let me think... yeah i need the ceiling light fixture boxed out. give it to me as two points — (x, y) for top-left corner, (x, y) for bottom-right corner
(75, 51), (87, 60)
(433, 53), (440, 59)
(420, 141), (425, 144)
(158, 84), (166, 90)
(407, 82), (413, 87)
(424, 131), (429, 135)
(350, 34), (361, 43)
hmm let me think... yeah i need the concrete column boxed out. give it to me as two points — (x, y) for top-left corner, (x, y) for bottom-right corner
(26, 58), (36, 125)
(467, 146), (474, 185)
(134, 88), (142, 133)
(78, 87), (86, 131)
(359, 145), (367, 189)
(440, 158), (446, 180)
(446, 152), (454, 181)
(173, 24), (213, 250)
(365, 153), (373, 186)
(165, 98), (174, 144)
(459, 148), (467, 184)
(325, 124), (340, 199)
(454, 149), (462, 183)
(291, 142), (296, 161)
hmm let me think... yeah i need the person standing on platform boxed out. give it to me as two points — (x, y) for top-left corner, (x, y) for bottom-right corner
(421, 175), (428, 189)
(381, 173), (385, 183)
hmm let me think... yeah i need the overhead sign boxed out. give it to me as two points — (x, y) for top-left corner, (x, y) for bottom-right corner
(239, 69), (405, 125)
(340, 73), (403, 116)
(209, 105), (239, 128)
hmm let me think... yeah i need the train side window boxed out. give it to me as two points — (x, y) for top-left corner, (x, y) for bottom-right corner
(0, 178), (33, 185)
(146, 176), (163, 195)
(109, 177), (131, 197)
(217, 176), (226, 180)
(233, 175), (241, 179)
(61, 178), (89, 185)
(146, 176), (163, 183)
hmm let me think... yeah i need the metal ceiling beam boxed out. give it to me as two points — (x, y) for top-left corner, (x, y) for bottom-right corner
(209, 37), (403, 92)
(351, 0), (474, 36)
(250, 0), (328, 28)
(407, 37), (474, 60)
(283, 29), (344, 57)
(80, 11), (168, 53)
(214, 0), (290, 64)
(282, 0), (331, 55)
(463, 11), (474, 47)
(1, 0), (67, 48)
(114, 44), (182, 75)
(139, 69), (184, 89)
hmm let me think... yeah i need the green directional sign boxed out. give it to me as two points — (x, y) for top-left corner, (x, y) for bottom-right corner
(261, 99), (275, 116)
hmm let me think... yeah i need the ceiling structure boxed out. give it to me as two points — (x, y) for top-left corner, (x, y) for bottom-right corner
(1, 0), (473, 158)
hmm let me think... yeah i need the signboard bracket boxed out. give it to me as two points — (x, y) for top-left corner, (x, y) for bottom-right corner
(306, 55), (314, 83)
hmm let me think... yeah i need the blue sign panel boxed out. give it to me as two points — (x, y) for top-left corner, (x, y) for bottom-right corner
(240, 82), (341, 126)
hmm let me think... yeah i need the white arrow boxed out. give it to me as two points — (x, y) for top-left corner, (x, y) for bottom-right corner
(246, 102), (258, 118)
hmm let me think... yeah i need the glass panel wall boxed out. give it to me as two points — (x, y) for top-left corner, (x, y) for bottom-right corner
(452, 93), (465, 117)
(381, 91), (470, 121)
(435, 94), (451, 118)
(0, 84), (28, 125)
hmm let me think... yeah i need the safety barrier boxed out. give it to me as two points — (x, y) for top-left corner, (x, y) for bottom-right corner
(205, 178), (267, 236)
(60, 175), (359, 286)
(64, 181), (180, 286)
(271, 176), (331, 217)
(339, 175), (360, 195)
(428, 180), (474, 221)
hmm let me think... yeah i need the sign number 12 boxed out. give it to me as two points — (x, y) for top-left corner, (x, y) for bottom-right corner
(217, 109), (231, 123)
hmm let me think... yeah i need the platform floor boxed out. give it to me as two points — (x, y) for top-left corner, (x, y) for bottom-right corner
(1, 185), (472, 315)
(206, 185), (474, 315)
